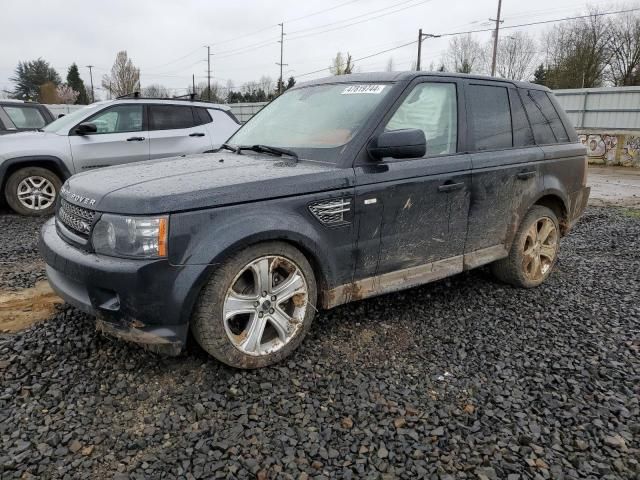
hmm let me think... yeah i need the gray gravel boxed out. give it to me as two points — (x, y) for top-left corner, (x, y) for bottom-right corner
(1, 207), (639, 479)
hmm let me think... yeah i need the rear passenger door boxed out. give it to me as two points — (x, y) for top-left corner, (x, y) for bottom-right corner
(148, 105), (213, 160)
(465, 81), (544, 266)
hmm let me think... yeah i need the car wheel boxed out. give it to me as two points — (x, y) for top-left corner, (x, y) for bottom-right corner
(191, 242), (317, 368)
(491, 205), (560, 288)
(5, 167), (61, 216)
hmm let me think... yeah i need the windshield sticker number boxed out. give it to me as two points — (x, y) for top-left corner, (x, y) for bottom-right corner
(341, 85), (386, 95)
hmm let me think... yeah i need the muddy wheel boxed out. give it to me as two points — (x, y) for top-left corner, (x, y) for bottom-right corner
(491, 205), (560, 288)
(5, 167), (61, 216)
(191, 242), (317, 369)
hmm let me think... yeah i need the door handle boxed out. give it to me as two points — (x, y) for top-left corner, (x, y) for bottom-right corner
(438, 181), (465, 193)
(517, 171), (536, 180)
(126, 136), (145, 141)
(189, 132), (205, 137)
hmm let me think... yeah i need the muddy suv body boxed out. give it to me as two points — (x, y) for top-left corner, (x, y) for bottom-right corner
(39, 72), (589, 368)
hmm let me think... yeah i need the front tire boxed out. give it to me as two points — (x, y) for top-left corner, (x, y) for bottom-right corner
(4, 167), (61, 216)
(191, 242), (317, 369)
(491, 205), (560, 288)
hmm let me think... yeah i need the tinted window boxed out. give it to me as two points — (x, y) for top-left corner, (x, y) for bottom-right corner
(85, 105), (143, 134)
(509, 90), (535, 147)
(2, 106), (46, 129)
(521, 89), (568, 144)
(194, 107), (212, 125)
(149, 105), (195, 130)
(467, 84), (512, 151)
(385, 82), (457, 156)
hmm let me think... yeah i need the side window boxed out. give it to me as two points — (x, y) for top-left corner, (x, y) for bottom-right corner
(467, 84), (512, 151)
(149, 105), (195, 130)
(85, 105), (143, 134)
(385, 82), (457, 156)
(509, 89), (535, 147)
(194, 107), (212, 125)
(521, 89), (568, 144)
(2, 106), (46, 129)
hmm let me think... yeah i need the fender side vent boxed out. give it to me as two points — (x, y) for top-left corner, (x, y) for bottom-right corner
(309, 198), (352, 227)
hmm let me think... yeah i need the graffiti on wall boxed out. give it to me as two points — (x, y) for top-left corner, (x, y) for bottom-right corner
(578, 133), (640, 167)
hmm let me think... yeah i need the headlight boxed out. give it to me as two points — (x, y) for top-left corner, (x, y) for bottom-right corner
(92, 214), (168, 258)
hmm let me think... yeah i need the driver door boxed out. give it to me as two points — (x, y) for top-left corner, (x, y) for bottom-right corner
(68, 104), (149, 171)
(353, 78), (472, 289)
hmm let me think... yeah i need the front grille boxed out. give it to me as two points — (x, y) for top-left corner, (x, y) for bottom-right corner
(57, 199), (96, 236)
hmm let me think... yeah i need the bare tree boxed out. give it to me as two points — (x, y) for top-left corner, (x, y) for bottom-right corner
(488, 32), (538, 81)
(544, 9), (611, 88)
(329, 52), (354, 75)
(443, 34), (483, 73)
(101, 51), (140, 97)
(606, 10), (640, 85)
(258, 76), (274, 96)
(142, 84), (171, 98)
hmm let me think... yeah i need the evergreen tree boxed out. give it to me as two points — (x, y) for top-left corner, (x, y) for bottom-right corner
(10, 58), (60, 100)
(66, 63), (89, 104)
(533, 64), (547, 85)
(286, 76), (296, 90)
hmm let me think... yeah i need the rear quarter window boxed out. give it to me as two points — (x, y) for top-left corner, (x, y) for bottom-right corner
(467, 84), (513, 151)
(521, 89), (569, 144)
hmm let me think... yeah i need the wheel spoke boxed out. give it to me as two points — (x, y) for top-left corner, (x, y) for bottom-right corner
(269, 308), (292, 342)
(273, 272), (305, 302)
(251, 258), (271, 294)
(538, 219), (555, 243)
(240, 314), (267, 353)
(224, 291), (258, 320)
(18, 189), (33, 198)
(540, 244), (556, 260)
(531, 254), (542, 279)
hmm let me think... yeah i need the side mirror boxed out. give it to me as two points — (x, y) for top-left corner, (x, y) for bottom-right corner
(57, 113), (65, 119)
(367, 128), (426, 160)
(75, 122), (97, 135)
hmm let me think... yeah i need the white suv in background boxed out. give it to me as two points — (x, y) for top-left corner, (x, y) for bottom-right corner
(0, 97), (241, 215)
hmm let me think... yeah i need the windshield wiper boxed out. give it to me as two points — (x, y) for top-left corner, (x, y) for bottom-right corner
(220, 143), (239, 153)
(237, 144), (299, 162)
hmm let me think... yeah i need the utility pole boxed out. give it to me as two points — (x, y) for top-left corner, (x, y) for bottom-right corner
(192, 74), (196, 98)
(205, 45), (213, 101)
(416, 30), (441, 71)
(86, 65), (95, 102)
(490, 0), (504, 77)
(276, 23), (288, 94)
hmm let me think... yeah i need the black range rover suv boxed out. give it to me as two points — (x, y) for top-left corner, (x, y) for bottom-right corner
(39, 72), (590, 368)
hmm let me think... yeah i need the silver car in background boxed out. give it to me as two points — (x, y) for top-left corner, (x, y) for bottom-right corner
(0, 97), (240, 215)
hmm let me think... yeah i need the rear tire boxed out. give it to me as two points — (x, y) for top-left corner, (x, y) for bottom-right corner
(4, 167), (61, 216)
(491, 205), (560, 288)
(191, 242), (317, 369)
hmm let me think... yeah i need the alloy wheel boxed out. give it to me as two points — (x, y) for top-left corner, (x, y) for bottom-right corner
(522, 216), (558, 281)
(223, 255), (309, 356)
(16, 176), (56, 211)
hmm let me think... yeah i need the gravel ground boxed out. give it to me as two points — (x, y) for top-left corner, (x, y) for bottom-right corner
(1, 206), (639, 479)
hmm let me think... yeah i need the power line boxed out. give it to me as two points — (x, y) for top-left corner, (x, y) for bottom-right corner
(295, 7), (640, 79)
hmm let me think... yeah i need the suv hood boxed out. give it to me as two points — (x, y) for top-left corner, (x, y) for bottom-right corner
(62, 152), (353, 214)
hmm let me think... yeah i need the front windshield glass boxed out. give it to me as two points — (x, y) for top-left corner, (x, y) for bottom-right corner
(42, 104), (102, 133)
(228, 83), (391, 156)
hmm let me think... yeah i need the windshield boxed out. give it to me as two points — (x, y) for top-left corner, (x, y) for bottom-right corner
(228, 83), (391, 160)
(42, 104), (103, 133)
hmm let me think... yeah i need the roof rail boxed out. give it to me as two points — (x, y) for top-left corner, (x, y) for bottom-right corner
(116, 91), (141, 99)
(115, 96), (226, 105)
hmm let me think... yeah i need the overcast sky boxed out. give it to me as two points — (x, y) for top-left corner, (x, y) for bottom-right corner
(0, 0), (632, 98)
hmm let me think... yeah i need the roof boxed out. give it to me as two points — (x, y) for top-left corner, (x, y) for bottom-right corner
(296, 71), (550, 91)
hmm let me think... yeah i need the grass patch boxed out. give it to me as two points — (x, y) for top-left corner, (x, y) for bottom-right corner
(621, 208), (640, 219)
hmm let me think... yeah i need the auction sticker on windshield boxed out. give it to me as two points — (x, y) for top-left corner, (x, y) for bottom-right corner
(341, 85), (386, 94)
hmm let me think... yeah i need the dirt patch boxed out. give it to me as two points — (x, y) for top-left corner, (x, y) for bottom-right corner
(0, 280), (63, 332)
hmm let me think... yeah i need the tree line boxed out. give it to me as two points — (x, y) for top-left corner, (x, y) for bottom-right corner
(5, 8), (640, 104)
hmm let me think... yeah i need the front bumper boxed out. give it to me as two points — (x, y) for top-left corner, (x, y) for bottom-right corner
(39, 218), (205, 355)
